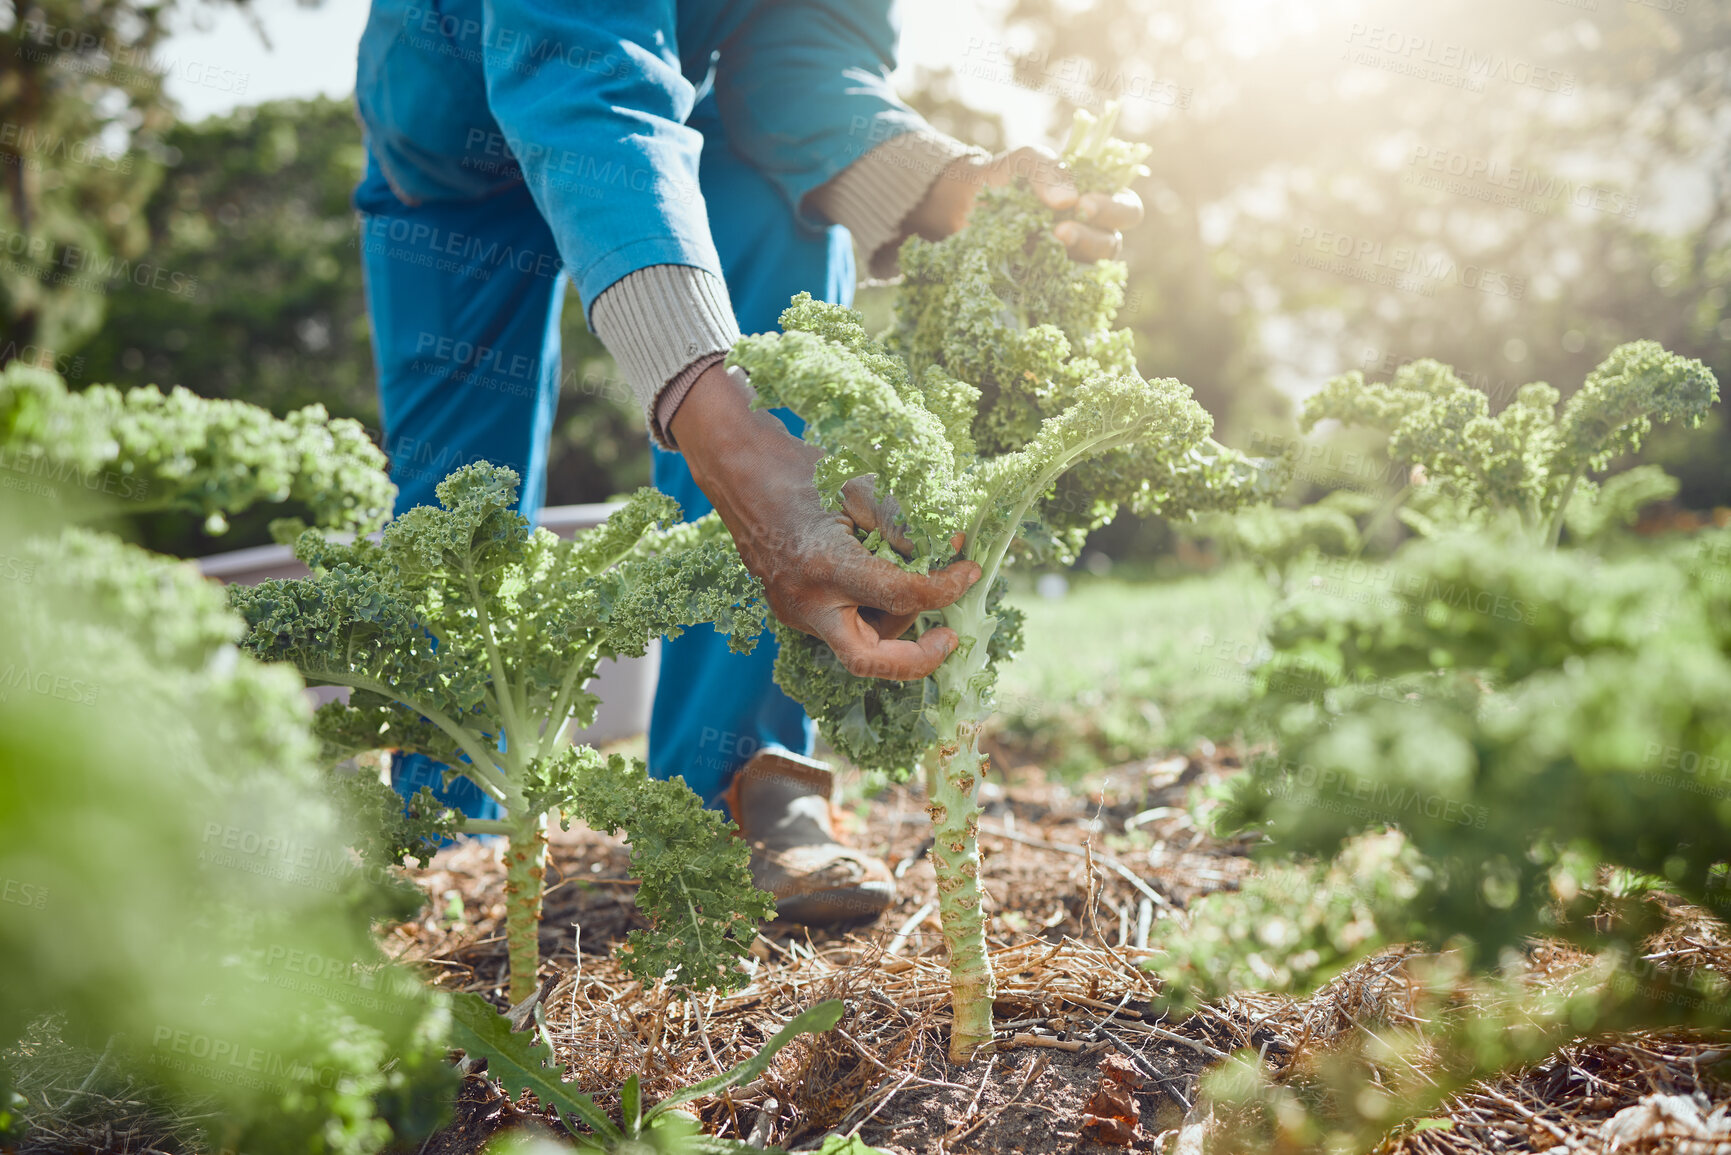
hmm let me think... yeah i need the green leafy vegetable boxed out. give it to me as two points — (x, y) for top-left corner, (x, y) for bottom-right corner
(232, 462), (773, 1001)
(1163, 345), (1730, 1150)
(0, 361), (393, 534)
(0, 515), (455, 1155)
(1301, 341), (1716, 545)
(728, 106), (1264, 1060)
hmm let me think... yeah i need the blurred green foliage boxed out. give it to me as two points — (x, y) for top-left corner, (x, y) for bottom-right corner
(0, 0), (181, 355)
(1150, 346), (1731, 1151)
(995, 0), (1731, 535)
(0, 493), (453, 1150)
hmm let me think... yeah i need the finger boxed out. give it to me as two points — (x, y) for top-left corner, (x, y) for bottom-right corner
(840, 478), (915, 557)
(1077, 189), (1143, 231)
(1023, 149), (1079, 212)
(858, 605), (921, 642)
(834, 551), (982, 617)
(1053, 220), (1123, 262)
(990, 145), (1077, 209)
(813, 607), (960, 681)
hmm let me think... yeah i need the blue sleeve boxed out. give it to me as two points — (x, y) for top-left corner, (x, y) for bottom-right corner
(712, 0), (929, 218)
(479, 0), (721, 309)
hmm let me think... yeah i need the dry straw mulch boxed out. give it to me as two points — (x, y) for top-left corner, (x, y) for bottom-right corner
(388, 749), (1731, 1154)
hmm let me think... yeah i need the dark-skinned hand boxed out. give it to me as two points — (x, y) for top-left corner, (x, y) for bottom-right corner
(671, 363), (979, 681)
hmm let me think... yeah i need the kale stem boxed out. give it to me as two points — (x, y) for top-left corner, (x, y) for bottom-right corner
(928, 579), (999, 1061)
(502, 811), (549, 1005)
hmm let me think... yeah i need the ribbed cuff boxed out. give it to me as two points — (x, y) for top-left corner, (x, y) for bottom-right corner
(806, 129), (986, 279)
(653, 351), (727, 450)
(589, 264), (741, 447)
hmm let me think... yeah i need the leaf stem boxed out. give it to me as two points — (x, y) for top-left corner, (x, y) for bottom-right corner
(305, 669), (514, 806)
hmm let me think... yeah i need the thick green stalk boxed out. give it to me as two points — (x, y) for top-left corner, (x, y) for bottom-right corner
(1546, 470), (1584, 548)
(927, 580), (999, 1062)
(502, 810), (549, 1005)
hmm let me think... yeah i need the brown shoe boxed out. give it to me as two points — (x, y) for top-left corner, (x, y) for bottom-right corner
(723, 750), (894, 928)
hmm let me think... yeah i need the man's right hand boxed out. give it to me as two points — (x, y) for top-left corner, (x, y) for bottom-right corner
(671, 361), (980, 681)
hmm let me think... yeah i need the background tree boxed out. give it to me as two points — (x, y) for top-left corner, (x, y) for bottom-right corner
(994, 0), (1729, 503)
(0, 0), (179, 359)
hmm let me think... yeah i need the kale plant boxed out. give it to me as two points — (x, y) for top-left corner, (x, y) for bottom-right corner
(728, 108), (1262, 1060)
(0, 362), (393, 535)
(0, 440), (451, 1151)
(1301, 341), (1716, 545)
(232, 463), (774, 1003)
(1147, 345), (1728, 1149)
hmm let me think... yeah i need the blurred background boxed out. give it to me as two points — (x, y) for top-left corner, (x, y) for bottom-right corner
(2, 0), (1727, 558)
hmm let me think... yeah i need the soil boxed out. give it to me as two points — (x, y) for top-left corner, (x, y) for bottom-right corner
(381, 745), (1731, 1155)
(11, 742), (1725, 1154)
(382, 746), (1254, 1153)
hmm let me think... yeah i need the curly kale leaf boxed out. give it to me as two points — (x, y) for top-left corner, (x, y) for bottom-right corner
(770, 578), (1024, 779)
(0, 361), (393, 533)
(1301, 342), (1716, 542)
(558, 752), (773, 991)
(1219, 522), (1731, 963)
(1555, 339), (1719, 473)
(235, 464), (766, 771)
(1, 519), (455, 1153)
(233, 462), (772, 994)
(733, 109), (1260, 778)
(731, 299), (968, 561)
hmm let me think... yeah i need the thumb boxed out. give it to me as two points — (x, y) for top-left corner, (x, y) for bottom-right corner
(840, 476), (915, 557)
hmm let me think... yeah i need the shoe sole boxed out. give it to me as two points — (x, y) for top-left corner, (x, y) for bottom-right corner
(772, 882), (895, 929)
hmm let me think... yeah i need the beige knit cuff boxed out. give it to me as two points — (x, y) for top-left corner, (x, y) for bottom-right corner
(589, 264), (741, 447)
(652, 350), (728, 449)
(806, 129), (986, 279)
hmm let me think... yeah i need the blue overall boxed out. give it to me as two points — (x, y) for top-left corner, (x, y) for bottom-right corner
(353, 0), (923, 815)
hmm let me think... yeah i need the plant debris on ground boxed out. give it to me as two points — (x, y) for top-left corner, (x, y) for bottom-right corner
(378, 748), (1731, 1155)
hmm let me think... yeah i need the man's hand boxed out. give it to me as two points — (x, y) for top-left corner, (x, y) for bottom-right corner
(672, 362), (981, 681)
(904, 145), (1143, 260)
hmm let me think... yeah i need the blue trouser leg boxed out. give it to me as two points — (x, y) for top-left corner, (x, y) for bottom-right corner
(355, 152), (565, 823)
(645, 105), (855, 807)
